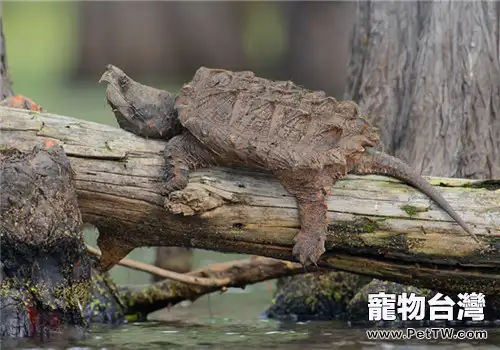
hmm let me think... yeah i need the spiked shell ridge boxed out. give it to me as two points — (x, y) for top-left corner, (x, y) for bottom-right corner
(175, 67), (380, 171)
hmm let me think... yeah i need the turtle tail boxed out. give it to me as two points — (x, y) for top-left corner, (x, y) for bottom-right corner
(351, 147), (480, 244)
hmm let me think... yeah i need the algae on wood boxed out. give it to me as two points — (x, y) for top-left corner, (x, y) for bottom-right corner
(1, 107), (499, 293)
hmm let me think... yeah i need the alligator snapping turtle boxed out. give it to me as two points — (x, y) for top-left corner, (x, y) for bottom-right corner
(99, 65), (480, 266)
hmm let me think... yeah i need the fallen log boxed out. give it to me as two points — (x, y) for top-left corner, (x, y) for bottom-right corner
(1, 107), (499, 293)
(86, 244), (231, 287)
(120, 256), (315, 317)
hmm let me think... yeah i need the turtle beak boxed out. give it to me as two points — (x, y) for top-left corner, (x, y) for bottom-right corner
(98, 70), (112, 85)
(99, 64), (116, 84)
(99, 64), (127, 85)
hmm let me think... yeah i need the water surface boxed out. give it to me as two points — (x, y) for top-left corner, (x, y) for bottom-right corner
(9, 291), (500, 350)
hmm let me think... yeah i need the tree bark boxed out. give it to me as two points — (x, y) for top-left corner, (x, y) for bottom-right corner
(271, 0), (500, 317)
(1, 107), (499, 293)
(345, 0), (500, 180)
(0, 18), (13, 100)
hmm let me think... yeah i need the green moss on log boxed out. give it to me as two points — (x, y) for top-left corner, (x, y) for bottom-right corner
(400, 204), (429, 217)
(327, 217), (382, 235)
(463, 180), (500, 191)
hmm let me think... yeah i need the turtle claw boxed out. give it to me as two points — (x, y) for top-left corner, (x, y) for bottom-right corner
(164, 170), (189, 194)
(292, 231), (326, 266)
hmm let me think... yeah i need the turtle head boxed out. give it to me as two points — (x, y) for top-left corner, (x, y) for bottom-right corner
(99, 64), (183, 140)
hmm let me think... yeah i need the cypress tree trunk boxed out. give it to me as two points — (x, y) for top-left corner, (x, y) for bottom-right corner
(269, 0), (500, 320)
(345, 0), (500, 179)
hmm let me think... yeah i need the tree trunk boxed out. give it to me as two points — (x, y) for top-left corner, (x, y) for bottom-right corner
(1, 107), (498, 293)
(274, 1), (500, 316)
(0, 18), (13, 100)
(345, 0), (500, 180)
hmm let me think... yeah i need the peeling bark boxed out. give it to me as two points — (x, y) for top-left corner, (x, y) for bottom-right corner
(1, 107), (499, 292)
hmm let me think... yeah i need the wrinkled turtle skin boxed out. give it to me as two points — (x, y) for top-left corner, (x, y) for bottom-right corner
(98, 64), (479, 270)
(2, 97), (494, 335)
(265, 273), (500, 327)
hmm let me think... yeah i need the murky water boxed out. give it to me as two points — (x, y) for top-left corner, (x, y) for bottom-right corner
(69, 320), (500, 350)
(5, 232), (499, 349)
(6, 292), (500, 350)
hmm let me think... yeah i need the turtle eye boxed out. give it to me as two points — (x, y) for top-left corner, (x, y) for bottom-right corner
(118, 76), (128, 90)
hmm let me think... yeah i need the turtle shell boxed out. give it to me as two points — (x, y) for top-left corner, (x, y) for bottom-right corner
(175, 67), (380, 171)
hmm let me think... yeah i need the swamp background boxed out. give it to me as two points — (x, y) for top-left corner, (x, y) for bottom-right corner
(3, 0), (354, 287)
(3, 1), (499, 349)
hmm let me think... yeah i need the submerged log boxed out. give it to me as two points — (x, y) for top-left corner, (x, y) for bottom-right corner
(1, 107), (499, 293)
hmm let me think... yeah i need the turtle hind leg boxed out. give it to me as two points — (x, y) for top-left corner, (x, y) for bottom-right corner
(276, 170), (333, 265)
(163, 132), (218, 194)
(292, 199), (328, 266)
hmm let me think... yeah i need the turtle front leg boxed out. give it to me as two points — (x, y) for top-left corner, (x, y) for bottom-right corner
(277, 171), (333, 266)
(163, 132), (218, 194)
